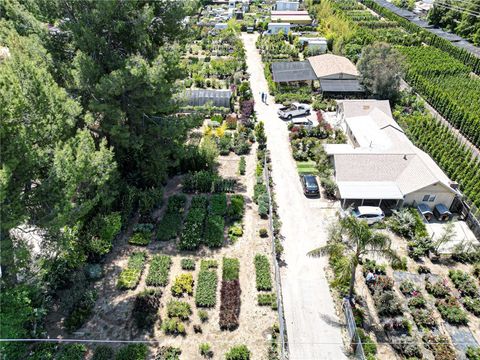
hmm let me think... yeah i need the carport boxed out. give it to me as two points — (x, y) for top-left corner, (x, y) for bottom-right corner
(338, 181), (404, 212)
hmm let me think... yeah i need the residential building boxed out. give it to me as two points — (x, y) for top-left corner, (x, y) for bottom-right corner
(325, 100), (460, 210)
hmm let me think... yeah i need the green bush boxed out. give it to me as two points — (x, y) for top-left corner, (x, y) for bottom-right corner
(449, 269), (479, 297)
(64, 290), (97, 332)
(166, 300), (192, 320)
(117, 252), (146, 290)
(92, 345), (114, 360)
(200, 259), (218, 270)
(223, 258), (240, 281)
(195, 269), (218, 307)
(425, 278), (451, 298)
(227, 195), (245, 221)
(116, 344), (148, 360)
(436, 296), (469, 325)
(209, 193), (227, 216)
(253, 183), (267, 204)
(257, 293), (277, 309)
(181, 258), (196, 270)
(161, 318), (186, 335)
(259, 228), (268, 238)
(320, 177), (337, 198)
(146, 255), (172, 287)
(198, 309), (209, 322)
(238, 156), (246, 175)
(254, 254), (272, 291)
(466, 346), (480, 360)
(56, 344), (87, 360)
(228, 224), (243, 242)
(225, 345), (251, 360)
(171, 273), (194, 297)
(156, 346), (181, 359)
(199, 343), (213, 358)
(258, 193), (269, 218)
(205, 215), (225, 248)
(128, 231), (151, 246)
(463, 297), (480, 316)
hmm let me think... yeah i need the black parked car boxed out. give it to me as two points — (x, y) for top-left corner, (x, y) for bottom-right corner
(301, 175), (320, 197)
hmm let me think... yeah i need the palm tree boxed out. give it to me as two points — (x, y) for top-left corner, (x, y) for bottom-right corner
(308, 216), (398, 299)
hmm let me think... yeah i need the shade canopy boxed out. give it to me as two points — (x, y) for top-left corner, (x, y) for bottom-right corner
(271, 61), (317, 83)
(319, 79), (364, 93)
(183, 89), (232, 108)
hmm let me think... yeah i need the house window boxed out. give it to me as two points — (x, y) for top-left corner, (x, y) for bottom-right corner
(422, 195), (436, 202)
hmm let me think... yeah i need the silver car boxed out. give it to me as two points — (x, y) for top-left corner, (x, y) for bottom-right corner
(351, 206), (385, 225)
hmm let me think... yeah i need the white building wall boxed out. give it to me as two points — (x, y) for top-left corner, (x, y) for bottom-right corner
(403, 184), (456, 209)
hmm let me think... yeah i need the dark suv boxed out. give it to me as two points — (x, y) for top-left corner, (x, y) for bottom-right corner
(301, 175), (320, 197)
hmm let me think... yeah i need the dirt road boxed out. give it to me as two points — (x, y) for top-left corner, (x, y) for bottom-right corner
(241, 33), (348, 360)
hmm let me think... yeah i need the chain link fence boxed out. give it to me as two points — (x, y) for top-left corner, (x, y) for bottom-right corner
(343, 299), (366, 360)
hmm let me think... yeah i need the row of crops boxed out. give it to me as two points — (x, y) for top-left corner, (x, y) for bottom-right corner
(330, 1), (480, 148)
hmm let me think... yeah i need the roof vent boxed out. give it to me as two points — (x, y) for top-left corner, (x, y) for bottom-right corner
(403, 154), (407, 160)
(363, 105), (370, 110)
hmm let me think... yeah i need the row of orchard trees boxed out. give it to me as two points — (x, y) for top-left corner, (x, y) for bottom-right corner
(402, 114), (480, 208)
(0, 0), (204, 358)
(399, 46), (480, 148)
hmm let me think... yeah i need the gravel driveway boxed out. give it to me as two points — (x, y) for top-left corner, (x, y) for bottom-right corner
(242, 33), (348, 360)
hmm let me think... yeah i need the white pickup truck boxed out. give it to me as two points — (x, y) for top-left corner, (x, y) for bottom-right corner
(277, 103), (311, 119)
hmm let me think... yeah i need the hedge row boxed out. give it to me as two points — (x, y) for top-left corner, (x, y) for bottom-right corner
(146, 255), (172, 287)
(195, 268), (218, 307)
(219, 257), (241, 330)
(179, 195), (208, 250)
(157, 195), (187, 241)
(254, 254), (272, 291)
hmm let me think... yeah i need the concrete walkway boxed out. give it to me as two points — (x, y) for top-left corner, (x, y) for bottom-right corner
(242, 33), (348, 360)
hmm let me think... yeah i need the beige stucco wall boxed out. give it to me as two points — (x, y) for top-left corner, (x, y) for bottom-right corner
(403, 183), (456, 209)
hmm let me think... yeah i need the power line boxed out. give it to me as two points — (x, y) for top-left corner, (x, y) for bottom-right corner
(433, 1), (480, 16)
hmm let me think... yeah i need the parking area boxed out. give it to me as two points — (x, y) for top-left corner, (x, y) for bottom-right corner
(424, 215), (479, 254)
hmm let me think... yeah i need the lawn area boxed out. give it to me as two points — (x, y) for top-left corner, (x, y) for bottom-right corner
(296, 161), (318, 175)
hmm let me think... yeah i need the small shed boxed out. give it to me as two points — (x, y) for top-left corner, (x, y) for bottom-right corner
(434, 204), (452, 221)
(183, 89), (232, 108)
(417, 203), (433, 221)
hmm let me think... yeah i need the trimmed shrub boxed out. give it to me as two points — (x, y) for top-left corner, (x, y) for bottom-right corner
(179, 195), (208, 250)
(219, 280), (241, 330)
(259, 228), (268, 238)
(228, 224), (243, 242)
(157, 195), (187, 241)
(449, 269), (479, 297)
(117, 252), (146, 290)
(156, 346), (181, 359)
(257, 293), (277, 309)
(199, 343), (213, 358)
(146, 255), (172, 287)
(254, 254), (272, 291)
(200, 259), (218, 270)
(171, 273), (194, 297)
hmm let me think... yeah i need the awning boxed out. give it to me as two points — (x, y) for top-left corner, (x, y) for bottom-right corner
(337, 181), (404, 200)
(320, 79), (364, 93)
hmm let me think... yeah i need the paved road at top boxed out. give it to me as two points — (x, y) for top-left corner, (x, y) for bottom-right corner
(241, 33), (348, 360)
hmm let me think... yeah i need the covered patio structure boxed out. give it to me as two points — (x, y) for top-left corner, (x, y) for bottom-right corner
(338, 181), (404, 213)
